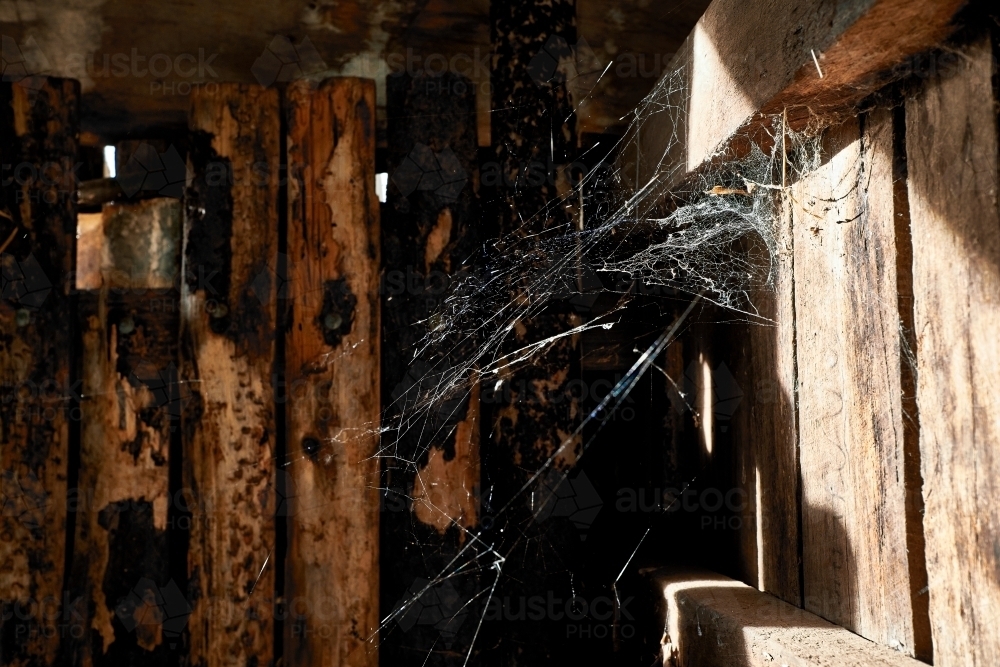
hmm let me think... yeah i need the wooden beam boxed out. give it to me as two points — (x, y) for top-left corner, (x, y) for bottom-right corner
(484, 0), (585, 661)
(67, 198), (182, 665)
(182, 84), (281, 667)
(0, 79), (78, 667)
(724, 193), (801, 607)
(905, 33), (1000, 667)
(655, 567), (929, 667)
(75, 199), (181, 291)
(626, 0), (966, 193)
(285, 77), (380, 667)
(791, 111), (928, 657)
(380, 70), (482, 663)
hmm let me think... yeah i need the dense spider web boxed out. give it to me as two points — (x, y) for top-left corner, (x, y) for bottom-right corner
(330, 64), (819, 663)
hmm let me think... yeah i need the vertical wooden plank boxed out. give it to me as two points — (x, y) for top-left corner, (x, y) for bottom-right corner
(728, 194), (802, 607)
(380, 71), (481, 664)
(485, 0), (583, 661)
(285, 77), (380, 667)
(905, 34), (1000, 666)
(0, 79), (77, 667)
(792, 112), (925, 655)
(67, 198), (182, 666)
(485, 0), (583, 660)
(182, 84), (280, 667)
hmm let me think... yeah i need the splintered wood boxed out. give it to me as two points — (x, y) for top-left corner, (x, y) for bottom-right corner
(285, 77), (380, 667)
(182, 84), (280, 666)
(905, 35), (1000, 667)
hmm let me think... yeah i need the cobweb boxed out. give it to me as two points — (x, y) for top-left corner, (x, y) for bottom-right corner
(330, 64), (819, 663)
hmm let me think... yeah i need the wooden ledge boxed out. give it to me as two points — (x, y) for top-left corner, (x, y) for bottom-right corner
(652, 568), (927, 667)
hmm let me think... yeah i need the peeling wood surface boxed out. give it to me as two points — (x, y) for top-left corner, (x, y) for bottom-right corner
(481, 0), (588, 662)
(905, 34), (1000, 667)
(380, 70), (482, 664)
(655, 567), (928, 667)
(181, 84), (280, 667)
(791, 112), (926, 656)
(489, 0), (582, 472)
(285, 77), (380, 667)
(411, 381), (480, 535)
(69, 288), (177, 666)
(67, 198), (182, 667)
(0, 79), (77, 667)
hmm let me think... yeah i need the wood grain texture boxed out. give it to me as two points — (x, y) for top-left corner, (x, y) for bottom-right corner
(792, 112), (926, 656)
(0, 79), (77, 667)
(625, 0), (966, 192)
(285, 77), (380, 667)
(727, 194), (801, 607)
(905, 34), (1000, 667)
(182, 84), (280, 667)
(66, 198), (182, 666)
(655, 567), (928, 667)
(70, 287), (179, 666)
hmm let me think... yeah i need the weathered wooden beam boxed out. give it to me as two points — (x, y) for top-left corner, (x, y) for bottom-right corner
(482, 0), (588, 661)
(655, 567), (928, 667)
(75, 199), (181, 291)
(182, 84), (280, 667)
(724, 194), (801, 607)
(626, 0), (966, 193)
(285, 77), (380, 667)
(67, 198), (182, 665)
(905, 32), (1000, 667)
(380, 70), (481, 664)
(0, 78), (78, 667)
(790, 111), (928, 657)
